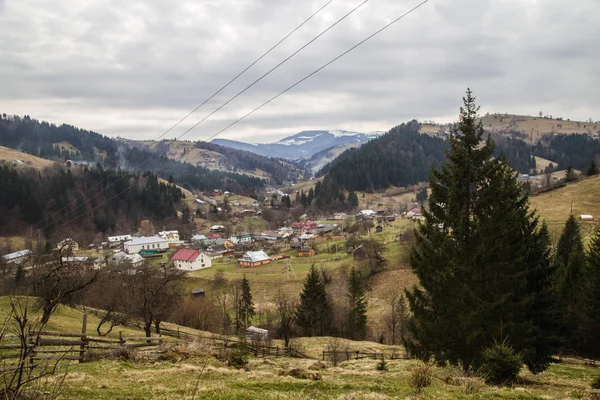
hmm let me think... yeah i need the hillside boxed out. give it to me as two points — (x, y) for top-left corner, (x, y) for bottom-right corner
(0, 145), (56, 170)
(0, 115), (267, 195)
(119, 139), (302, 184)
(530, 175), (600, 237)
(421, 114), (600, 144)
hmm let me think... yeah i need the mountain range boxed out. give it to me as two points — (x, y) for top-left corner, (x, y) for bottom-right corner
(211, 129), (383, 160)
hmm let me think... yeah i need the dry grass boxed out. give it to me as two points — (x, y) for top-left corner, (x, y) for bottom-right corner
(530, 175), (600, 239)
(0, 146), (55, 170)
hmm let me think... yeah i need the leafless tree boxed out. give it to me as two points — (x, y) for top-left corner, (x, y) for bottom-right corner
(382, 288), (410, 345)
(274, 289), (297, 347)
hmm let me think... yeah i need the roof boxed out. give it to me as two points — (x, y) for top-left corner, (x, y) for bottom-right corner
(172, 249), (201, 262)
(108, 235), (132, 242)
(242, 251), (270, 262)
(125, 236), (168, 246)
(2, 249), (32, 261)
(581, 214), (594, 219)
(191, 288), (205, 294)
(191, 234), (207, 241)
(246, 326), (268, 334)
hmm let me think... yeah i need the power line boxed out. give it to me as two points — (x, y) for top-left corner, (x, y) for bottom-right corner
(33, 0), (338, 236)
(205, 0), (430, 142)
(44, 0), (430, 239)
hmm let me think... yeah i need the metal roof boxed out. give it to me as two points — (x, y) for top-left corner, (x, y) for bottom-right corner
(2, 249), (32, 261)
(125, 236), (168, 246)
(172, 249), (200, 262)
(242, 251), (270, 262)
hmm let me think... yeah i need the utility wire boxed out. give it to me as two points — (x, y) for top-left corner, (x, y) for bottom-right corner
(44, 0), (430, 238)
(33, 0), (337, 236)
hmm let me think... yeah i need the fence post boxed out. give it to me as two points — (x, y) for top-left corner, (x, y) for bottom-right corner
(119, 331), (124, 346)
(322, 351), (325, 361)
(276, 346), (279, 358)
(79, 309), (88, 363)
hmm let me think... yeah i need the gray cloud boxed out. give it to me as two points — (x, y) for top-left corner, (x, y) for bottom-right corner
(0, 0), (598, 143)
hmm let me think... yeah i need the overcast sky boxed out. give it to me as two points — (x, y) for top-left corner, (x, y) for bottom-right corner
(1, 0), (598, 143)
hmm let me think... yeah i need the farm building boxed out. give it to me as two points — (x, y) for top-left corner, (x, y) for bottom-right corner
(245, 326), (268, 341)
(171, 249), (211, 271)
(107, 235), (132, 244)
(2, 249), (32, 265)
(191, 288), (206, 298)
(158, 230), (180, 242)
(124, 236), (169, 254)
(297, 247), (315, 257)
(239, 251), (271, 267)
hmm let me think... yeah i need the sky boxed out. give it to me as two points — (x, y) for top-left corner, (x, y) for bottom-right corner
(0, 0), (599, 143)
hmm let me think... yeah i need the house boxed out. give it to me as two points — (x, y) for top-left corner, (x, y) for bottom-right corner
(262, 231), (280, 241)
(124, 236), (169, 254)
(251, 201), (260, 207)
(357, 210), (377, 218)
(305, 221), (318, 230)
(290, 240), (302, 250)
(291, 222), (305, 232)
(229, 232), (252, 245)
(210, 225), (225, 232)
(158, 230), (180, 242)
(375, 225), (384, 233)
(334, 212), (348, 220)
(353, 245), (367, 261)
(191, 234), (207, 243)
(172, 249), (211, 271)
(107, 235), (132, 244)
(245, 326), (268, 341)
(191, 288), (206, 298)
(61, 256), (94, 266)
(277, 227), (293, 236)
(206, 233), (221, 239)
(56, 238), (79, 253)
(2, 249), (32, 265)
(299, 233), (314, 242)
(298, 247), (315, 257)
(112, 251), (144, 268)
(317, 224), (336, 235)
(239, 251), (271, 267)
(235, 209), (257, 218)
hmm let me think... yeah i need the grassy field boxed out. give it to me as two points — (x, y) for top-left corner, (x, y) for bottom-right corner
(530, 175), (600, 239)
(0, 146), (55, 170)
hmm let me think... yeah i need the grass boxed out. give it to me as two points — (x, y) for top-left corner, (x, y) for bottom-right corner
(0, 145), (55, 170)
(530, 175), (600, 239)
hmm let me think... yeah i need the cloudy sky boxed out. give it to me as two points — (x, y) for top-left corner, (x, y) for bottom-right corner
(1, 0), (598, 143)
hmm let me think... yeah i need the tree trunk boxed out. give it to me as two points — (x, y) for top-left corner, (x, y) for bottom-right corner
(40, 301), (54, 325)
(154, 319), (161, 335)
(144, 322), (152, 338)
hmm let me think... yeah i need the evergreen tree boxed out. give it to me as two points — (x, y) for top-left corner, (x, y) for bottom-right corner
(405, 89), (556, 372)
(555, 215), (583, 269)
(584, 225), (600, 358)
(588, 160), (598, 176)
(347, 192), (359, 210)
(296, 265), (331, 336)
(238, 275), (255, 331)
(346, 267), (367, 340)
(565, 165), (576, 182)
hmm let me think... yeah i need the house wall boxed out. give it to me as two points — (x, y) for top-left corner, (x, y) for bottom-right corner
(174, 254), (212, 271)
(125, 241), (169, 254)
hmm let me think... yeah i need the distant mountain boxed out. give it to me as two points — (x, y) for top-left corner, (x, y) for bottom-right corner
(211, 129), (383, 160)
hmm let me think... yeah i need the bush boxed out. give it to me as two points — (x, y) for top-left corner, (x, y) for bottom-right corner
(409, 361), (433, 391)
(591, 376), (600, 390)
(228, 343), (250, 368)
(479, 340), (523, 385)
(376, 357), (388, 372)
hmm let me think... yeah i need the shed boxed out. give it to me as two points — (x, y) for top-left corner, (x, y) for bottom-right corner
(298, 247), (315, 257)
(581, 214), (594, 221)
(353, 244), (367, 261)
(245, 326), (268, 341)
(191, 288), (206, 298)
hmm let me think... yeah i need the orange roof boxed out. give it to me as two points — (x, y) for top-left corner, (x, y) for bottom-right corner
(172, 249), (200, 262)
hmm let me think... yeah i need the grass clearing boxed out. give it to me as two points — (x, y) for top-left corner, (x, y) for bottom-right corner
(0, 145), (55, 170)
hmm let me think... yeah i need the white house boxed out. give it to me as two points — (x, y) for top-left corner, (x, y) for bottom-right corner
(2, 249), (32, 265)
(171, 249), (211, 271)
(229, 232), (252, 245)
(158, 230), (180, 243)
(112, 251), (145, 268)
(124, 236), (169, 254)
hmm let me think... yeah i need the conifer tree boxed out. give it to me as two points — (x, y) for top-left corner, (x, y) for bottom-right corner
(556, 215), (583, 269)
(588, 160), (598, 176)
(238, 275), (255, 331)
(296, 265), (331, 336)
(584, 225), (600, 358)
(405, 89), (556, 372)
(346, 267), (368, 340)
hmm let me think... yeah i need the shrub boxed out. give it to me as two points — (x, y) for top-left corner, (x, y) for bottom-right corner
(591, 376), (600, 390)
(376, 357), (388, 372)
(409, 361), (433, 391)
(228, 343), (250, 368)
(479, 339), (523, 385)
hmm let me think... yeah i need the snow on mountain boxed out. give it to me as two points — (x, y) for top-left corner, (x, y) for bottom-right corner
(211, 128), (385, 160)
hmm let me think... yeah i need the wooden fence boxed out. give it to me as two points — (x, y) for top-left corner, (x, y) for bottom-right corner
(322, 350), (408, 362)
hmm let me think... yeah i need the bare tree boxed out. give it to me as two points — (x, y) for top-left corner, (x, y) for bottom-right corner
(124, 263), (185, 337)
(274, 289), (297, 347)
(29, 256), (98, 324)
(382, 288), (410, 345)
(85, 265), (129, 336)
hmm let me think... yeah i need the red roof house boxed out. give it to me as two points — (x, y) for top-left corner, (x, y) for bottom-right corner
(171, 249), (212, 271)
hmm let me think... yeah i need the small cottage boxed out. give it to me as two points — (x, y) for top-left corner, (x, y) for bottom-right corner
(172, 249), (211, 271)
(239, 251), (271, 267)
(297, 247), (315, 257)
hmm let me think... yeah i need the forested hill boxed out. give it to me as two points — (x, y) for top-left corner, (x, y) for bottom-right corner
(0, 165), (190, 242)
(318, 121), (448, 192)
(0, 114), (265, 194)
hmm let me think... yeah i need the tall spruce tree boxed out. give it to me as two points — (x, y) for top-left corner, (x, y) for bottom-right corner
(584, 225), (600, 358)
(237, 275), (255, 332)
(588, 160), (598, 176)
(346, 267), (368, 340)
(555, 216), (588, 353)
(296, 265), (331, 336)
(405, 89), (556, 372)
